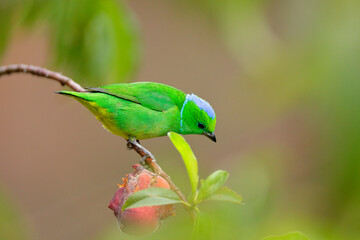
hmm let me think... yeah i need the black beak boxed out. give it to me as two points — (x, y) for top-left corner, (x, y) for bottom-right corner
(204, 132), (216, 142)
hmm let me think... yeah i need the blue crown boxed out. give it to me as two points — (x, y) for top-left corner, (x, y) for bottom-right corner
(185, 94), (215, 119)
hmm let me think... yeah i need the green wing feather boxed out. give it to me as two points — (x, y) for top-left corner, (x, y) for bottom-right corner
(58, 82), (186, 139)
(86, 82), (186, 112)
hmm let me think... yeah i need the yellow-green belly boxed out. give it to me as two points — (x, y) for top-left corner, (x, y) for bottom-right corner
(77, 98), (180, 140)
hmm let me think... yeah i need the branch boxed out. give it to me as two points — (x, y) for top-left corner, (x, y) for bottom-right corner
(0, 63), (195, 220)
(0, 64), (86, 92)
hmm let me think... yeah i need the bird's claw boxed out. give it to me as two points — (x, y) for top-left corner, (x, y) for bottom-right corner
(127, 139), (156, 168)
(126, 139), (141, 150)
(140, 155), (148, 166)
(139, 154), (156, 167)
(126, 141), (133, 150)
(139, 155), (151, 169)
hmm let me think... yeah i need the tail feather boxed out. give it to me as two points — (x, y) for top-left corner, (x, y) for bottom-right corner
(56, 91), (92, 101)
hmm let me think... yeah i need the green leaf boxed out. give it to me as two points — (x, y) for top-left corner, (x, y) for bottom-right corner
(204, 187), (242, 204)
(0, 190), (28, 240)
(30, 0), (140, 86)
(192, 212), (213, 240)
(20, 0), (50, 28)
(262, 231), (309, 240)
(122, 187), (186, 211)
(83, 0), (140, 84)
(167, 132), (199, 200)
(0, 7), (14, 58)
(197, 170), (229, 202)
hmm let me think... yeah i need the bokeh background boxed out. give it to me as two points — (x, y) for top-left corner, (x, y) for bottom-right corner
(0, 0), (359, 239)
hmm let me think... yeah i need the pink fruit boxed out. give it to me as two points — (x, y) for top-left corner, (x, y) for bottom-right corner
(108, 164), (174, 235)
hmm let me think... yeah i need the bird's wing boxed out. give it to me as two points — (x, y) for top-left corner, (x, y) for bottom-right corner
(86, 82), (186, 112)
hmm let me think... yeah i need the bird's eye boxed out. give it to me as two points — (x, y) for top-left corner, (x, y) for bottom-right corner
(198, 123), (205, 129)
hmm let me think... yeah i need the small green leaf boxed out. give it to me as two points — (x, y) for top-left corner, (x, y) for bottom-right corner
(0, 9), (13, 58)
(197, 170), (229, 202)
(36, 0), (140, 86)
(192, 212), (213, 240)
(0, 190), (28, 240)
(168, 132), (199, 199)
(20, 0), (49, 27)
(262, 231), (309, 240)
(122, 187), (186, 211)
(204, 187), (242, 204)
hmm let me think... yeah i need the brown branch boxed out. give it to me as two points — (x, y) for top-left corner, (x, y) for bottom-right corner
(0, 64), (86, 92)
(0, 63), (196, 220)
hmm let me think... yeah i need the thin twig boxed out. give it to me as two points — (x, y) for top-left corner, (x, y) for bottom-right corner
(0, 64), (86, 92)
(0, 63), (196, 220)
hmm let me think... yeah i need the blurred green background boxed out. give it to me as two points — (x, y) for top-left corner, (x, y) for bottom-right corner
(0, 0), (359, 239)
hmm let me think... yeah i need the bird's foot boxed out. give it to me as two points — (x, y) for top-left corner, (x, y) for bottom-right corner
(127, 139), (156, 166)
(126, 139), (141, 150)
(126, 141), (133, 150)
(139, 155), (152, 170)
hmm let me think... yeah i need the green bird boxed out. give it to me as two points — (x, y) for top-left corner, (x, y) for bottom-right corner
(57, 82), (217, 144)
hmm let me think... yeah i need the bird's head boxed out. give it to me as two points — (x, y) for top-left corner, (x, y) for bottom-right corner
(179, 94), (216, 142)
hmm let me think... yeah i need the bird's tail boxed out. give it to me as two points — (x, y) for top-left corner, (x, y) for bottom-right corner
(56, 91), (111, 123)
(56, 91), (93, 101)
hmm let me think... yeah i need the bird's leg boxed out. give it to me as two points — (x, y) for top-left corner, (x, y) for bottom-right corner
(126, 139), (142, 150)
(139, 155), (152, 170)
(126, 141), (133, 150)
(127, 139), (157, 165)
(137, 145), (151, 169)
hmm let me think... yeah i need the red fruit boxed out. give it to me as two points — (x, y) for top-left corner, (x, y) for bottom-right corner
(108, 164), (174, 235)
